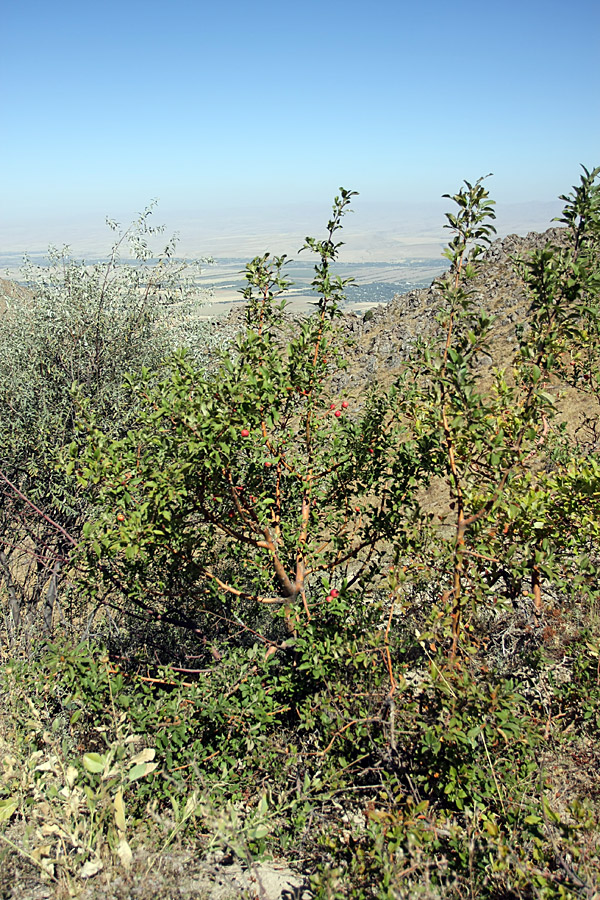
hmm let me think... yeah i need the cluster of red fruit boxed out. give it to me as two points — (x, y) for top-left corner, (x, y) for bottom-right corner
(326, 588), (339, 603)
(329, 400), (349, 418)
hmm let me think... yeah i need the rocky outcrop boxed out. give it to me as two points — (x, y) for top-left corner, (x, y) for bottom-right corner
(330, 227), (568, 393)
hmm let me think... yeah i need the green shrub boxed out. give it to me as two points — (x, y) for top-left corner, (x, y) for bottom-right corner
(2, 170), (600, 898)
(0, 205), (213, 639)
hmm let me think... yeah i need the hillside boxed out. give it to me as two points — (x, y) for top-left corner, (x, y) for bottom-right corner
(336, 228), (568, 388)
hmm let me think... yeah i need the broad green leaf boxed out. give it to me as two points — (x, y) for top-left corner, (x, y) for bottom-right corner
(0, 798), (18, 822)
(127, 761), (158, 782)
(484, 819), (499, 837)
(83, 752), (106, 774)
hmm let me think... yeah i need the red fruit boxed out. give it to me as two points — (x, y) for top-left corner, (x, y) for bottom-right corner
(335, 410), (341, 418)
(368, 447), (374, 454)
(330, 589), (339, 598)
(116, 513), (125, 522)
(330, 404), (336, 410)
(264, 461), (272, 468)
(341, 400), (349, 409)
(241, 428), (250, 437)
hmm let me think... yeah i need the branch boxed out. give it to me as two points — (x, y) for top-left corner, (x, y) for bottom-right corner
(0, 468), (78, 548)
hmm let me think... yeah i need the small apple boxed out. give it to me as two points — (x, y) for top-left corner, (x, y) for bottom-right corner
(341, 400), (349, 409)
(334, 410), (341, 418)
(241, 428), (250, 437)
(329, 589), (339, 598)
(117, 513), (125, 522)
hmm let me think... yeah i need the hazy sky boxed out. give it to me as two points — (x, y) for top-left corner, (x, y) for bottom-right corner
(2, 0), (599, 250)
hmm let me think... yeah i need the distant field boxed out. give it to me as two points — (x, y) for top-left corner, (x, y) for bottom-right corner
(0, 253), (447, 317)
(196, 257), (447, 315)
(0, 199), (561, 319)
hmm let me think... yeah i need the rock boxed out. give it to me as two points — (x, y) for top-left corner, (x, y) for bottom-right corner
(204, 861), (307, 900)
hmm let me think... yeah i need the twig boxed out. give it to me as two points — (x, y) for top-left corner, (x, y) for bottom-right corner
(0, 833), (60, 883)
(0, 468), (78, 548)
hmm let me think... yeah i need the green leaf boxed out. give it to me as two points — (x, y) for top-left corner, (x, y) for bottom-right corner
(127, 761), (159, 782)
(484, 819), (499, 837)
(83, 752), (106, 774)
(0, 798), (18, 822)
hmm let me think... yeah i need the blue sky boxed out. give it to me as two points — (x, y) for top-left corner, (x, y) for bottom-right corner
(2, 0), (599, 246)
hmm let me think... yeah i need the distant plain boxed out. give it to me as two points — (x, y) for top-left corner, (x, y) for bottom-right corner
(0, 198), (562, 315)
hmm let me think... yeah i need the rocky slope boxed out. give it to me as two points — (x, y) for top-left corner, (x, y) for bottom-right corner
(332, 227), (567, 393)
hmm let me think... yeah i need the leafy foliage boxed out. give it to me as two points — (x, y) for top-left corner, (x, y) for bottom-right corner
(2, 169), (600, 898)
(75, 189), (428, 657)
(0, 205), (212, 635)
